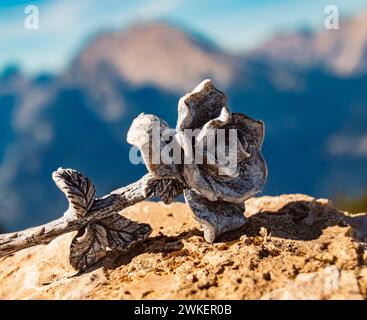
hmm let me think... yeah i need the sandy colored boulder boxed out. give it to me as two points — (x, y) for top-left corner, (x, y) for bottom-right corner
(0, 194), (366, 300)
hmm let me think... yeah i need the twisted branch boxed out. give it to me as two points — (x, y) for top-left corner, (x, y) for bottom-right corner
(0, 169), (184, 270)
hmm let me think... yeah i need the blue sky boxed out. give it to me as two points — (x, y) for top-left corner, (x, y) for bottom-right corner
(0, 0), (366, 74)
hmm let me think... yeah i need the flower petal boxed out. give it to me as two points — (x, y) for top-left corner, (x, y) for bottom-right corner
(181, 109), (267, 203)
(196, 106), (231, 142)
(182, 146), (267, 203)
(232, 113), (265, 149)
(194, 106), (250, 180)
(176, 79), (228, 130)
(127, 113), (181, 179)
(184, 189), (247, 243)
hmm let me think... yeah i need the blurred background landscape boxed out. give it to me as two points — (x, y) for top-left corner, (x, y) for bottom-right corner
(0, 0), (367, 231)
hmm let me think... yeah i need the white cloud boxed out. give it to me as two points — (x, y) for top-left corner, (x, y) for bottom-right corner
(327, 134), (367, 157)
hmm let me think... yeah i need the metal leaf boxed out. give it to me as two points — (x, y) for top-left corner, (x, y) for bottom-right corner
(52, 168), (96, 218)
(69, 214), (152, 271)
(145, 178), (185, 204)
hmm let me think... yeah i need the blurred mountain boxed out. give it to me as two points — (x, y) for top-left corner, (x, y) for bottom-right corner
(249, 11), (367, 76)
(69, 23), (236, 93)
(1, 16), (367, 231)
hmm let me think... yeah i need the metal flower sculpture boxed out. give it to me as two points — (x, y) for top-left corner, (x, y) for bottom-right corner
(127, 79), (267, 243)
(0, 79), (267, 271)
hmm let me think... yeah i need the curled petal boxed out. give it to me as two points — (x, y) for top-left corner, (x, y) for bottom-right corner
(183, 147), (267, 204)
(196, 106), (231, 142)
(176, 79), (228, 131)
(127, 113), (181, 179)
(184, 189), (247, 243)
(181, 109), (267, 203)
(232, 113), (265, 149)
(195, 106), (250, 180)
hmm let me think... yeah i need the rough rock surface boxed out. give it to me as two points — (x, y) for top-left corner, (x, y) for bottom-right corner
(0, 194), (366, 300)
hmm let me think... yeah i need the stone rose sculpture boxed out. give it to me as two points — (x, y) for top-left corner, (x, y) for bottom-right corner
(0, 79), (267, 271)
